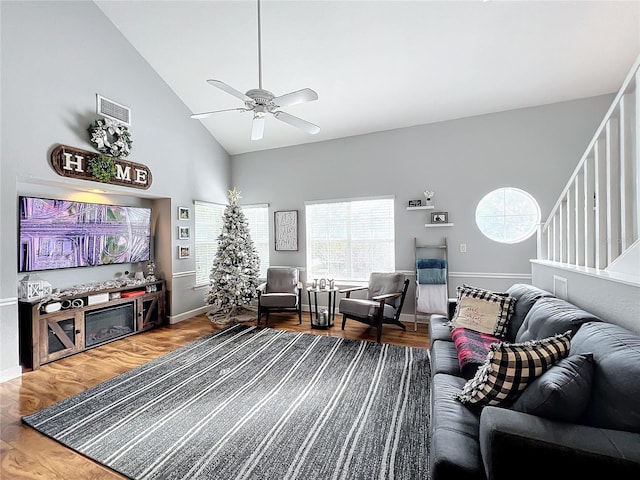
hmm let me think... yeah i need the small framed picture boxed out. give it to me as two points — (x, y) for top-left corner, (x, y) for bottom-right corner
(178, 206), (190, 221)
(178, 226), (190, 240)
(431, 212), (448, 224)
(178, 245), (190, 259)
(408, 199), (423, 207)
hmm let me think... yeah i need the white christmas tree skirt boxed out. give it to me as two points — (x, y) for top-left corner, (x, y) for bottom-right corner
(207, 306), (258, 325)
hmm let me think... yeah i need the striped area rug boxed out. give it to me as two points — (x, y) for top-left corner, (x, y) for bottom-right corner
(23, 325), (431, 480)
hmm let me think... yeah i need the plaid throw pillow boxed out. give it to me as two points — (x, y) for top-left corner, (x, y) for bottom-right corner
(449, 285), (516, 337)
(455, 331), (572, 407)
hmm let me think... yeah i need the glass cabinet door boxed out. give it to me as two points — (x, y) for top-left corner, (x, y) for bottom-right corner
(40, 312), (82, 363)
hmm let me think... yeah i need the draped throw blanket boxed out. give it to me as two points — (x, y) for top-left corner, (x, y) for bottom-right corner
(451, 327), (500, 379)
(416, 258), (448, 315)
(416, 258), (447, 285)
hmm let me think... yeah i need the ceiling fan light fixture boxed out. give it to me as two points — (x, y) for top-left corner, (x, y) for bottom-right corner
(191, 0), (319, 139)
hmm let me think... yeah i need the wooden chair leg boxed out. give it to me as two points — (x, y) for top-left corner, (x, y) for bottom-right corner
(376, 300), (385, 343)
(376, 316), (384, 343)
(341, 314), (347, 330)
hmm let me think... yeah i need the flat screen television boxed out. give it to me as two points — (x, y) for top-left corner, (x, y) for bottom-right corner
(19, 196), (151, 272)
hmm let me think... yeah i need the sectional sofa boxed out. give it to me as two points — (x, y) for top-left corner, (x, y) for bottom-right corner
(428, 283), (640, 480)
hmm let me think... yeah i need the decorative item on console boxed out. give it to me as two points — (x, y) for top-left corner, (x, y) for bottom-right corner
(18, 274), (52, 301)
(34, 277), (157, 309)
(146, 260), (157, 282)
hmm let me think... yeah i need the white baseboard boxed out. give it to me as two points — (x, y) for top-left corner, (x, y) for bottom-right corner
(168, 305), (211, 324)
(170, 306), (428, 328)
(0, 365), (22, 383)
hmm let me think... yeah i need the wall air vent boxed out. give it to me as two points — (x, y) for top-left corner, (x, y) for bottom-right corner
(96, 94), (131, 125)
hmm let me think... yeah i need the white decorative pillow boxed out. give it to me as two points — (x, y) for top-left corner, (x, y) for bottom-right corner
(455, 331), (572, 407)
(449, 285), (516, 337)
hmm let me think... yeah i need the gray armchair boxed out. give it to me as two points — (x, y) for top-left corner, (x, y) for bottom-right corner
(339, 272), (409, 343)
(257, 267), (302, 325)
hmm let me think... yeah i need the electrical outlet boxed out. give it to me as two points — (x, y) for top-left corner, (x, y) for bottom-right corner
(460, 243), (467, 253)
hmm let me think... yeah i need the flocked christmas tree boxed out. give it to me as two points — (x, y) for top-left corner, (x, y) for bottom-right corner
(205, 188), (260, 323)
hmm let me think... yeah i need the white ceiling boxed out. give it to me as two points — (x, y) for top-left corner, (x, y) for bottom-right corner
(95, 0), (640, 156)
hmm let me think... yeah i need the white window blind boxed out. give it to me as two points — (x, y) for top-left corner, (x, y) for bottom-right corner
(242, 204), (270, 278)
(194, 201), (270, 287)
(305, 196), (395, 282)
(194, 201), (225, 287)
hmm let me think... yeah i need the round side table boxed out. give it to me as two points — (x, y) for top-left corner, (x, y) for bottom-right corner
(306, 286), (339, 329)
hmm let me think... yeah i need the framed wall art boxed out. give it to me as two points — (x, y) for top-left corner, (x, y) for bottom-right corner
(178, 206), (190, 221)
(178, 226), (190, 240)
(178, 245), (190, 259)
(431, 212), (449, 224)
(274, 210), (298, 251)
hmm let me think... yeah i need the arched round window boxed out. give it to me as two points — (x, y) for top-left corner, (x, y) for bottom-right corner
(475, 187), (541, 244)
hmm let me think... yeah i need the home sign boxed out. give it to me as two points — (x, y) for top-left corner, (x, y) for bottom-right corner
(50, 144), (152, 190)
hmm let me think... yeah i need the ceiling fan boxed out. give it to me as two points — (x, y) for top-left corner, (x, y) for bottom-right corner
(191, 0), (319, 141)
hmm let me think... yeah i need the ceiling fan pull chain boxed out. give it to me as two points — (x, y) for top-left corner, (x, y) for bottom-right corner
(257, 0), (263, 90)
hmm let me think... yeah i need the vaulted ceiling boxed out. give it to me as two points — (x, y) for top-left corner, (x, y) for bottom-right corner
(96, 0), (640, 156)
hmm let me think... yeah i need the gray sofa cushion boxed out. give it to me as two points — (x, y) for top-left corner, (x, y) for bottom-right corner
(265, 267), (298, 293)
(259, 292), (298, 308)
(515, 297), (599, 343)
(570, 321), (640, 433)
(510, 353), (594, 422)
(368, 272), (405, 308)
(431, 340), (463, 377)
(431, 373), (485, 480)
(338, 298), (396, 319)
(479, 406), (640, 480)
(429, 316), (453, 343)
(505, 284), (554, 342)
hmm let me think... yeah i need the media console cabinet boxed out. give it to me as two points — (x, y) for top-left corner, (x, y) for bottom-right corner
(19, 280), (166, 369)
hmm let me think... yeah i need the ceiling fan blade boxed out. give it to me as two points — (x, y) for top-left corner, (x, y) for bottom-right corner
(272, 88), (318, 108)
(251, 116), (265, 140)
(190, 107), (247, 119)
(207, 79), (252, 102)
(273, 111), (320, 135)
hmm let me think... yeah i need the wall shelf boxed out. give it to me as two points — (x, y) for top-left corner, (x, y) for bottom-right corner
(425, 223), (454, 227)
(407, 205), (434, 211)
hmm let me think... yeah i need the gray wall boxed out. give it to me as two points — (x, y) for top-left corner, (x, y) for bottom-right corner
(232, 95), (614, 304)
(0, 1), (230, 381)
(532, 262), (640, 334)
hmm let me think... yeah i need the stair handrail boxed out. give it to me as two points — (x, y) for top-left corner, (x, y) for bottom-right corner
(542, 53), (640, 233)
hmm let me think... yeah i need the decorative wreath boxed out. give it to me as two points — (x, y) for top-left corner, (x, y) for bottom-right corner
(88, 118), (133, 158)
(88, 154), (117, 183)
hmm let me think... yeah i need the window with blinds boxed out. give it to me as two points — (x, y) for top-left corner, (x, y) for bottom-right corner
(194, 201), (270, 287)
(242, 204), (270, 278)
(305, 196), (395, 282)
(194, 201), (225, 287)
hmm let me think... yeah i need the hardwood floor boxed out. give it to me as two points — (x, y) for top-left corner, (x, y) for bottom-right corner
(0, 313), (430, 479)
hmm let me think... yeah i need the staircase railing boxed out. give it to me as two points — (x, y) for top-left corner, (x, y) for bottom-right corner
(537, 55), (639, 277)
